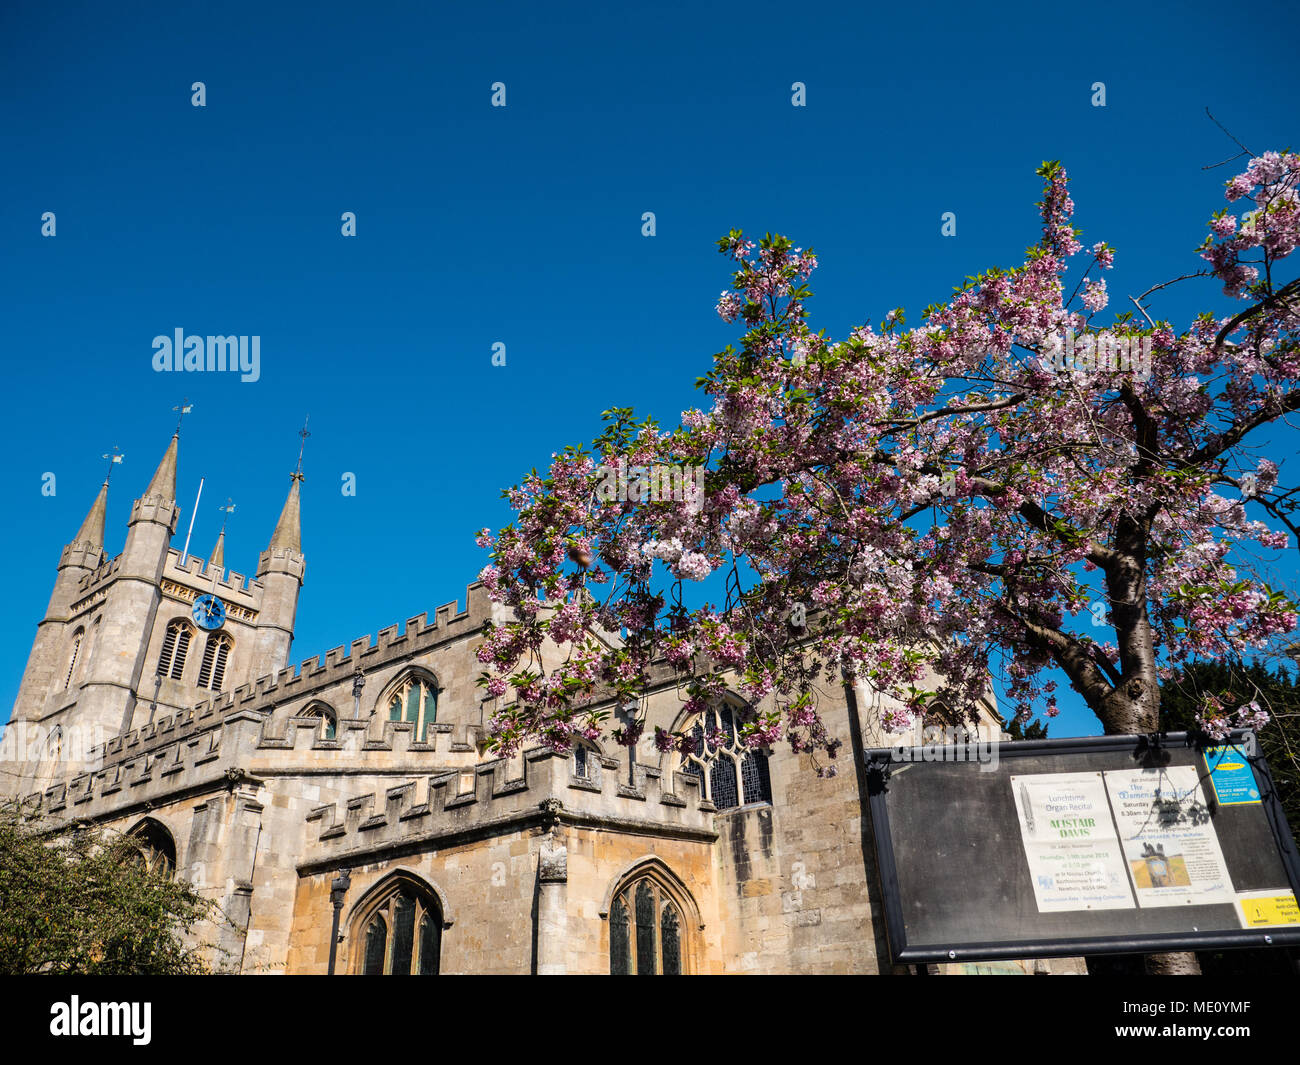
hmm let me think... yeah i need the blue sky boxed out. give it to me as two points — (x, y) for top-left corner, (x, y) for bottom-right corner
(1, 0), (1297, 737)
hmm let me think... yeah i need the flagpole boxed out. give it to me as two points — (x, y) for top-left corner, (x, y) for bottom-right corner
(179, 476), (204, 565)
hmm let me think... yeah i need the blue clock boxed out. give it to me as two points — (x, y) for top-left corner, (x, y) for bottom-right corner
(193, 593), (227, 631)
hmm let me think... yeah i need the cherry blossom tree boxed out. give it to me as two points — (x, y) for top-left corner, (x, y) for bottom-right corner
(474, 153), (1299, 772)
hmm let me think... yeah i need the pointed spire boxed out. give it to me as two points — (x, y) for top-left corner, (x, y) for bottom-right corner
(268, 477), (301, 554)
(71, 480), (108, 549)
(208, 498), (235, 572)
(144, 433), (178, 503)
(208, 528), (226, 571)
(266, 419), (308, 554)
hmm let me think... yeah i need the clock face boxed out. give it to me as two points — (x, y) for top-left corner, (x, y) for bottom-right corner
(193, 593), (227, 631)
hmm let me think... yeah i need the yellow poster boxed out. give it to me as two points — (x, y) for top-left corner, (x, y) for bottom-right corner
(1236, 889), (1300, 928)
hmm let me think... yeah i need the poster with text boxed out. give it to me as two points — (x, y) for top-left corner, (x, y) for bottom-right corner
(1010, 772), (1135, 913)
(1204, 744), (1261, 806)
(1103, 766), (1235, 908)
(1236, 889), (1300, 929)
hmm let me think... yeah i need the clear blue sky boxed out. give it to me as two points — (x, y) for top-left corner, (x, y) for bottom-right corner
(2, 0), (1296, 738)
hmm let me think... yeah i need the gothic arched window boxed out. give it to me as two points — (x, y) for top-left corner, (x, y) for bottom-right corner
(609, 874), (686, 975)
(197, 632), (233, 691)
(297, 703), (337, 740)
(385, 674), (438, 741)
(352, 877), (442, 975)
(680, 699), (772, 810)
(573, 741), (602, 781)
(64, 629), (85, 690)
(127, 818), (177, 878)
(157, 619), (193, 680)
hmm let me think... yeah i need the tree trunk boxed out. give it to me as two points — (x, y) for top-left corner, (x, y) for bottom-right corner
(1096, 538), (1203, 976)
(1144, 951), (1201, 975)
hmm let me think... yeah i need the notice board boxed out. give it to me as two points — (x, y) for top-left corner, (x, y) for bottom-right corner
(864, 732), (1300, 963)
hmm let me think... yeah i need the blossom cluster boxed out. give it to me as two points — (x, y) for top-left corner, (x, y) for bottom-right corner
(471, 156), (1298, 759)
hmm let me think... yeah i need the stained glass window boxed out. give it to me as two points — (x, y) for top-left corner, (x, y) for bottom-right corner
(635, 881), (656, 975)
(127, 819), (176, 878)
(354, 880), (441, 974)
(709, 756), (739, 810)
(661, 905), (681, 975)
(363, 917), (387, 975)
(298, 704), (337, 739)
(418, 913), (441, 975)
(387, 676), (438, 740)
(610, 897), (631, 975)
(740, 750), (771, 807)
(392, 893), (416, 976)
(608, 876), (687, 975)
(679, 698), (773, 809)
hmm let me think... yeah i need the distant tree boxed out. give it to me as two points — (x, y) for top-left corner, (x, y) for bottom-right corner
(0, 808), (215, 975)
(1004, 715), (1050, 741)
(1159, 658), (1300, 833)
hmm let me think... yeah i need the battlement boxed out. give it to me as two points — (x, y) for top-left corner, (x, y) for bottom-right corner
(256, 547), (305, 581)
(253, 716), (486, 758)
(163, 549), (262, 601)
(76, 553), (122, 593)
(59, 540), (105, 574)
(21, 711), (241, 822)
(13, 703), (502, 821)
(70, 583), (493, 773)
(302, 745), (714, 864)
(129, 494), (179, 532)
(213, 584), (492, 707)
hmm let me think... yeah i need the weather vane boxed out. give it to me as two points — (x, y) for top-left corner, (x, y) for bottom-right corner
(293, 415), (310, 482)
(173, 398), (193, 436)
(218, 497), (236, 533)
(101, 446), (124, 484)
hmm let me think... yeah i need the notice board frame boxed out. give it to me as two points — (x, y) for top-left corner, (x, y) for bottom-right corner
(864, 730), (1300, 964)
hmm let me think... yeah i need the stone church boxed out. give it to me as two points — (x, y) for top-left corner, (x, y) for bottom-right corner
(1, 427), (1078, 975)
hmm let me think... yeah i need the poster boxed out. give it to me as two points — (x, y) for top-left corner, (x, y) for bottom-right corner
(1204, 744), (1261, 806)
(1235, 889), (1300, 929)
(1103, 766), (1235, 907)
(1010, 772), (1135, 912)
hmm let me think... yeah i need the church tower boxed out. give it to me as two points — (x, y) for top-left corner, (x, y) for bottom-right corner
(8, 477), (110, 728)
(249, 472), (305, 682)
(3, 421), (307, 796)
(74, 434), (182, 739)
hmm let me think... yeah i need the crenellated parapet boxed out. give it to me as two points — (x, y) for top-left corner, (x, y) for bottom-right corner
(162, 549), (262, 604)
(59, 540), (104, 574)
(129, 493), (179, 533)
(10, 704), (508, 823)
(49, 583), (493, 781)
(18, 711), (245, 823)
(256, 547), (305, 582)
(75, 553), (122, 594)
(299, 745), (715, 871)
(252, 716), (485, 758)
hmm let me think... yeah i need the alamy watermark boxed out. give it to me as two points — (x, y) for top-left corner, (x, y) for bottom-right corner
(0, 720), (107, 773)
(151, 329), (260, 383)
(50, 997), (151, 1045)
(1039, 329), (1151, 380)
(595, 457), (704, 514)
(890, 723), (1000, 772)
